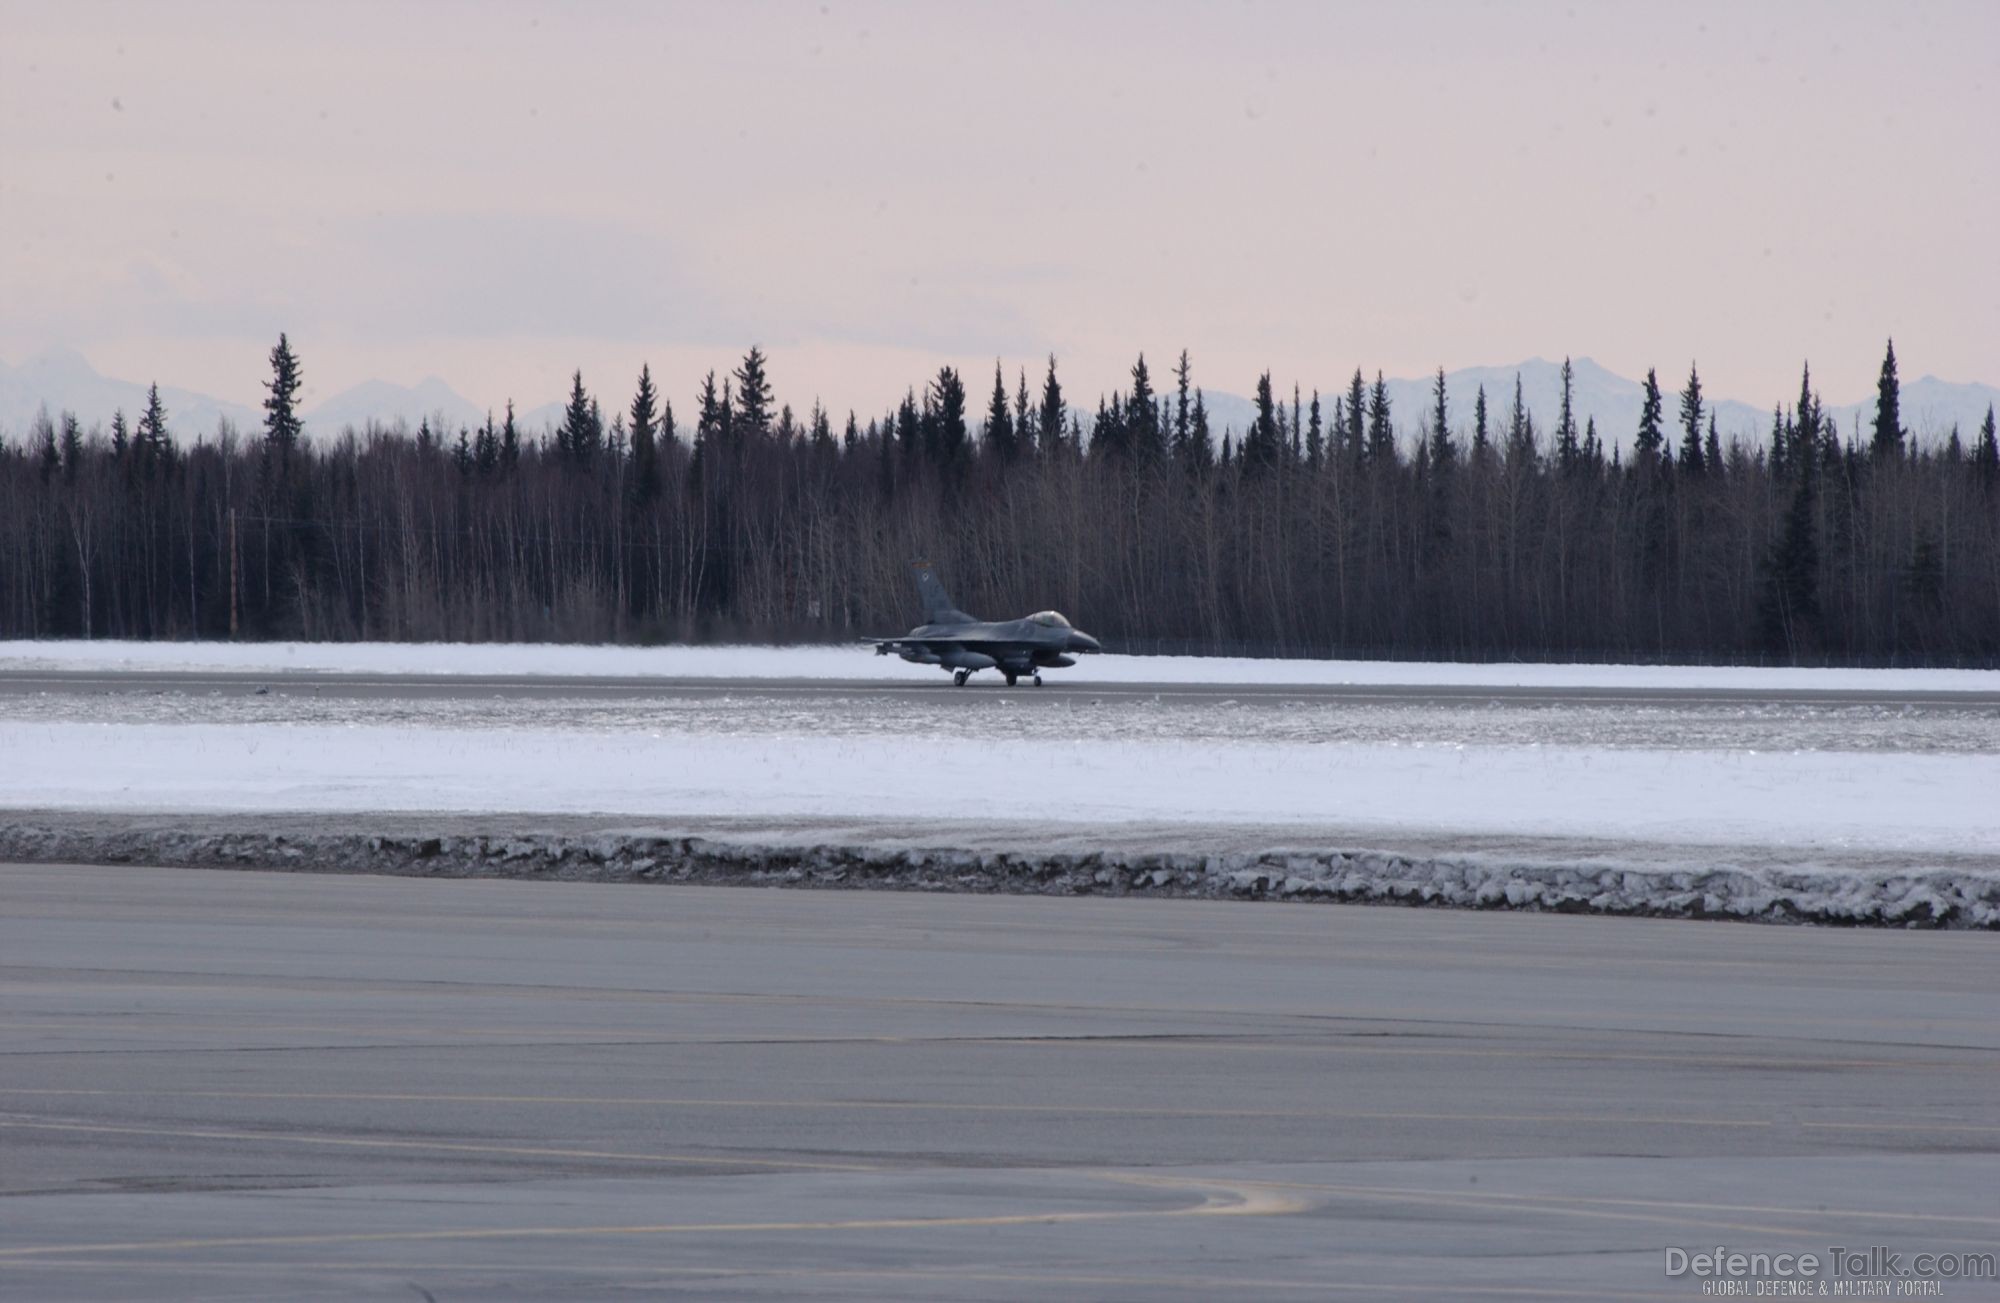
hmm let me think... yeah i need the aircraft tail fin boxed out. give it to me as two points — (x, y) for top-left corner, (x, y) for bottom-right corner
(911, 561), (973, 624)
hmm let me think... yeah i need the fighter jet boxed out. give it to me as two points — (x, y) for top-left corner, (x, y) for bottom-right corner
(872, 562), (1102, 686)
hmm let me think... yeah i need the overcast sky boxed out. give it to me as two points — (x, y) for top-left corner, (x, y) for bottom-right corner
(3, 0), (1993, 420)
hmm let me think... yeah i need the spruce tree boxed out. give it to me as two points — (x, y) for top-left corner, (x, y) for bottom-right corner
(1127, 354), (1161, 459)
(733, 346), (773, 439)
(928, 366), (967, 467)
(1635, 368), (1665, 466)
(1507, 373), (1535, 468)
(1190, 389), (1212, 471)
(1290, 385), (1303, 466)
(499, 400), (520, 473)
(1472, 386), (1490, 460)
(1555, 357), (1580, 472)
(628, 364), (660, 504)
(560, 370), (598, 466)
(1976, 404), (1999, 486)
(809, 400), (834, 458)
(1366, 372), (1393, 463)
(1677, 362), (1705, 475)
(1704, 413), (1722, 477)
(1792, 363), (1821, 476)
(1306, 389), (1323, 469)
(1428, 367), (1453, 468)
(263, 332), (304, 456)
(59, 413), (82, 482)
(1345, 370), (1366, 463)
(1013, 369), (1032, 458)
(1871, 338), (1905, 460)
(1092, 392), (1128, 460)
(1246, 372), (1279, 469)
(474, 412), (499, 475)
(1038, 355), (1066, 457)
(138, 383), (170, 473)
(109, 410), (129, 459)
(694, 372), (723, 459)
(1173, 351), (1192, 461)
(985, 361), (1015, 460)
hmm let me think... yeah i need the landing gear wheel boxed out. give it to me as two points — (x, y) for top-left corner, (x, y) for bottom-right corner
(1033, 673), (1043, 687)
(953, 668), (969, 687)
(1004, 672), (1018, 687)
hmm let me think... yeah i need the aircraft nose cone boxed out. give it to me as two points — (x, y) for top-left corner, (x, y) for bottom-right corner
(1067, 630), (1102, 654)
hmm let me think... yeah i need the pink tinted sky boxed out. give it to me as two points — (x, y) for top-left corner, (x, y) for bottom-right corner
(2, 0), (1994, 417)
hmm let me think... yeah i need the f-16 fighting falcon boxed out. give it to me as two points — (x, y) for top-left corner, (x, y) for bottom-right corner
(873, 562), (1102, 686)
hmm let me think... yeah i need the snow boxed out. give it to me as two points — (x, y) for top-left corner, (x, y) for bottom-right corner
(6, 640), (1994, 924)
(4, 722), (1993, 858)
(4, 639), (1999, 694)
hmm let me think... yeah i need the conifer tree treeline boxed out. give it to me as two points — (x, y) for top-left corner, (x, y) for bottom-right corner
(2, 338), (1995, 664)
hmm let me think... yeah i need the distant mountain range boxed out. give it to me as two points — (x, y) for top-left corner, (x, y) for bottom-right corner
(0, 348), (498, 444)
(4, 347), (1995, 453)
(0, 348), (263, 443)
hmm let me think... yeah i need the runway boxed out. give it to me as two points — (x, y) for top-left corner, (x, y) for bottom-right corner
(3, 863), (1996, 1299)
(7, 665), (2000, 708)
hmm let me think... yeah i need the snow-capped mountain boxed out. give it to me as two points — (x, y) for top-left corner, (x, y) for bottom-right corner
(304, 377), (488, 437)
(0, 347), (260, 441)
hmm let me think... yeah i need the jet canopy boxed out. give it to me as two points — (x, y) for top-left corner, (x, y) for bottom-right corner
(1027, 610), (1072, 628)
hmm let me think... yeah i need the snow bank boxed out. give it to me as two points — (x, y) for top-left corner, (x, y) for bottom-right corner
(1, 821), (1991, 928)
(4, 639), (1998, 693)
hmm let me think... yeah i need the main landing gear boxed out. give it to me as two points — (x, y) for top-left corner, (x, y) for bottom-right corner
(952, 668), (1043, 687)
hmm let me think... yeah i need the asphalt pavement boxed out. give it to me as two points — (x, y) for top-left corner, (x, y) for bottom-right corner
(3, 864), (1996, 1299)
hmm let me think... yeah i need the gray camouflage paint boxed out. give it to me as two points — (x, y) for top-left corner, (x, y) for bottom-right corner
(875, 563), (1101, 685)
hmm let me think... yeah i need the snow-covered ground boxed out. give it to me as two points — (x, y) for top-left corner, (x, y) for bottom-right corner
(3, 640), (1995, 867)
(5, 638), (2000, 694)
(2, 722), (1994, 858)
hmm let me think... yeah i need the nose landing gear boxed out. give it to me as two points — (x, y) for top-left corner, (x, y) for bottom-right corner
(953, 668), (970, 687)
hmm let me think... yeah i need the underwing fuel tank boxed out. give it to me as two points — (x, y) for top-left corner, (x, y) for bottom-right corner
(938, 649), (997, 672)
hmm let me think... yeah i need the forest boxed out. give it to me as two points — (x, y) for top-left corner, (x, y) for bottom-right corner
(3, 335), (1997, 665)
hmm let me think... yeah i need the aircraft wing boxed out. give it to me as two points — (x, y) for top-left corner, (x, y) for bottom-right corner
(869, 635), (1021, 651)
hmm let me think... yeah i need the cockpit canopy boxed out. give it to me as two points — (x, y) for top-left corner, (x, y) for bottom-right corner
(1028, 610), (1072, 628)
